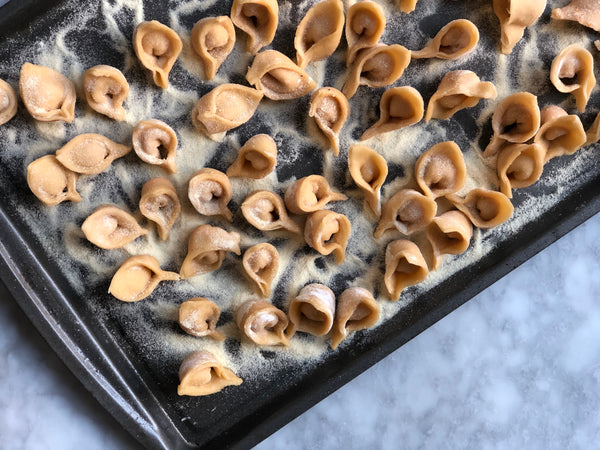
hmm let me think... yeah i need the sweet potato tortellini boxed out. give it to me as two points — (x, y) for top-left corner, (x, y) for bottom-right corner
(331, 287), (380, 350)
(188, 168), (233, 222)
(191, 16), (235, 80)
(496, 143), (545, 198)
(411, 19), (479, 60)
(180, 224), (241, 278)
(82, 65), (129, 121)
(426, 210), (473, 271)
(395, 0), (419, 13)
(56, 133), (131, 175)
(227, 134), (277, 179)
(241, 190), (301, 234)
(425, 70), (497, 122)
(345, 1), (386, 65)
(550, 44), (596, 113)
(192, 84), (263, 141)
(178, 351), (242, 396)
(82, 205), (147, 249)
(493, 0), (546, 54)
(26, 155), (81, 206)
(361, 86), (424, 141)
(446, 188), (514, 228)
(375, 189), (437, 238)
(342, 44), (411, 99)
(551, 0), (600, 33)
(132, 119), (178, 174)
(284, 175), (347, 215)
(19, 63), (76, 122)
(236, 299), (289, 346)
(287, 283), (335, 337)
(231, 0), (278, 55)
(294, 0), (344, 69)
(304, 209), (351, 264)
(384, 239), (428, 301)
(246, 50), (316, 100)
(178, 297), (225, 341)
(586, 112), (600, 145)
(534, 106), (586, 162)
(415, 141), (466, 199)
(109, 255), (180, 302)
(133, 20), (182, 89)
(0, 79), (18, 126)
(139, 177), (181, 241)
(243, 243), (279, 297)
(348, 144), (388, 217)
(309, 87), (350, 156)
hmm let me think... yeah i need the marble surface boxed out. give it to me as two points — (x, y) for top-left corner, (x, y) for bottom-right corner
(0, 211), (598, 448)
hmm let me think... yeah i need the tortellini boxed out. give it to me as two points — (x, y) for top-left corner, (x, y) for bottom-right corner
(426, 210), (473, 270)
(133, 20), (182, 89)
(180, 224), (241, 278)
(446, 188), (514, 228)
(188, 168), (233, 222)
(226, 134), (277, 179)
(493, 0), (546, 54)
(375, 189), (437, 238)
(415, 141), (466, 199)
(348, 144), (388, 217)
(284, 175), (347, 215)
(55, 133), (131, 175)
(26, 155), (81, 206)
(231, 0), (279, 55)
(178, 351), (242, 396)
(345, 1), (386, 65)
(534, 106), (586, 162)
(294, 0), (344, 68)
(192, 84), (263, 141)
(191, 16), (235, 80)
(425, 70), (497, 122)
(0, 79), (18, 126)
(242, 243), (279, 297)
(551, 0), (600, 33)
(309, 87), (350, 156)
(331, 287), (380, 350)
(236, 299), (289, 346)
(304, 209), (351, 264)
(19, 63), (76, 122)
(246, 50), (316, 100)
(82, 65), (129, 121)
(496, 143), (545, 198)
(411, 19), (479, 60)
(82, 205), (148, 249)
(586, 112), (600, 145)
(178, 297), (225, 341)
(287, 283), (336, 337)
(241, 190), (301, 234)
(384, 239), (428, 301)
(132, 119), (178, 173)
(342, 44), (411, 99)
(395, 0), (419, 13)
(109, 255), (180, 302)
(550, 44), (596, 113)
(361, 86), (424, 141)
(139, 177), (181, 241)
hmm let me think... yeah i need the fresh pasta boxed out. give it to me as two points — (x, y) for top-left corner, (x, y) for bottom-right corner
(81, 204), (147, 249)
(230, 0), (279, 55)
(304, 209), (351, 264)
(132, 119), (178, 174)
(287, 283), (336, 337)
(180, 224), (241, 278)
(177, 351), (242, 396)
(82, 65), (129, 121)
(188, 168), (233, 222)
(0, 79), (17, 126)
(345, 1), (386, 65)
(331, 287), (380, 350)
(139, 177), (181, 241)
(348, 144), (388, 217)
(415, 141), (466, 199)
(550, 43), (596, 113)
(384, 239), (428, 301)
(411, 19), (479, 60)
(236, 299), (289, 346)
(284, 175), (347, 215)
(191, 16), (235, 80)
(308, 87), (350, 156)
(178, 297), (226, 341)
(241, 190), (301, 234)
(56, 133), (131, 175)
(226, 134), (277, 179)
(375, 189), (437, 238)
(492, 0), (546, 54)
(242, 243), (279, 297)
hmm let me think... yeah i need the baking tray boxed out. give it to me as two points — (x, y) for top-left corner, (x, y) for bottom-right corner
(0, 0), (599, 448)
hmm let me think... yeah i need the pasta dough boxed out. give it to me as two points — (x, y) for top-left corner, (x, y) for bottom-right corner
(331, 287), (380, 350)
(585, 111), (600, 145)
(139, 177), (181, 241)
(287, 283), (336, 337)
(230, 0), (279, 55)
(345, 1), (386, 65)
(242, 243), (279, 297)
(226, 134), (277, 179)
(188, 168), (233, 222)
(284, 175), (347, 215)
(178, 351), (242, 396)
(395, 0), (419, 13)
(82, 65), (129, 121)
(411, 19), (479, 60)
(551, 0), (600, 32)
(241, 190), (301, 234)
(178, 297), (225, 341)
(304, 209), (351, 264)
(375, 189), (437, 238)
(426, 210), (473, 270)
(55, 133), (131, 175)
(26, 155), (81, 206)
(534, 105), (586, 162)
(191, 16), (235, 80)
(496, 143), (545, 198)
(132, 119), (178, 174)
(415, 141), (466, 199)
(493, 0), (546, 54)
(384, 239), (428, 301)
(236, 299), (289, 346)
(180, 224), (241, 278)
(550, 44), (596, 113)
(446, 188), (514, 228)
(308, 87), (350, 156)
(0, 79), (18, 126)
(82, 204), (147, 249)
(348, 144), (388, 217)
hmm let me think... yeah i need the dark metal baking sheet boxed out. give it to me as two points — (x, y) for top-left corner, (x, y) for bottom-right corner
(0, 1), (599, 448)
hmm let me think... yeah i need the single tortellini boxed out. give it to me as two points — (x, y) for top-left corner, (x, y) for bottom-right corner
(191, 16), (235, 80)
(304, 209), (351, 264)
(226, 134), (277, 179)
(425, 70), (497, 122)
(82, 205), (148, 249)
(192, 84), (263, 141)
(26, 155), (81, 206)
(0, 79), (18, 126)
(395, 0), (419, 13)
(374, 189), (437, 238)
(493, 0), (546, 54)
(132, 119), (178, 174)
(180, 224), (241, 278)
(139, 177), (181, 241)
(241, 190), (301, 234)
(342, 44), (411, 99)
(236, 299), (289, 346)
(178, 351), (242, 396)
(55, 133), (131, 175)
(284, 175), (347, 215)
(246, 50), (316, 100)
(348, 144), (388, 217)
(411, 19), (479, 60)
(415, 141), (467, 199)
(19, 63), (76, 122)
(231, 0), (279, 55)
(109, 255), (180, 302)
(82, 65), (129, 121)
(309, 87), (350, 156)
(287, 283), (336, 337)
(446, 188), (514, 228)
(133, 20), (182, 89)
(550, 44), (596, 113)
(384, 239), (428, 301)
(243, 243), (279, 297)
(360, 86), (424, 141)
(294, 0), (344, 69)
(534, 105), (586, 162)
(345, 1), (386, 65)
(552, 0), (600, 33)
(178, 297), (225, 341)
(331, 287), (380, 350)
(586, 111), (600, 145)
(496, 143), (545, 198)
(188, 168), (233, 222)
(426, 210), (473, 271)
